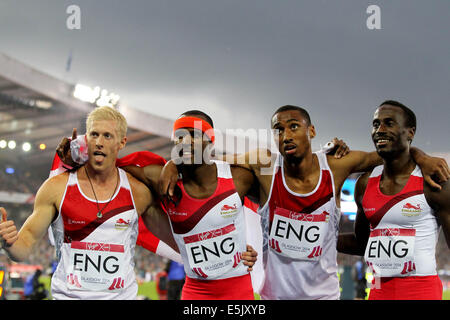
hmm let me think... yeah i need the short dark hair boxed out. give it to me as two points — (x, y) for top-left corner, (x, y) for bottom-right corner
(180, 109), (214, 128)
(379, 100), (416, 130)
(272, 105), (311, 125)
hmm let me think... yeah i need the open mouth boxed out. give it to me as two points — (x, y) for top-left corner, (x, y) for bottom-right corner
(179, 147), (193, 157)
(93, 150), (106, 161)
(374, 137), (392, 147)
(284, 144), (297, 155)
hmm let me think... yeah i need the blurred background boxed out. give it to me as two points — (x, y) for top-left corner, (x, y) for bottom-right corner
(0, 0), (448, 300)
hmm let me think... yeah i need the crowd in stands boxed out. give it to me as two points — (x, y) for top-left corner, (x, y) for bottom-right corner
(0, 166), (43, 194)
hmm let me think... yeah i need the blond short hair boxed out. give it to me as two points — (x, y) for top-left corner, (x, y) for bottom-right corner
(86, 106), (127, 139)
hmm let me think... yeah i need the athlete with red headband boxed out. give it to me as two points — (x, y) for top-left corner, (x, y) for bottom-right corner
(159, 110), (258, 299)
(338, 101), (450, 300)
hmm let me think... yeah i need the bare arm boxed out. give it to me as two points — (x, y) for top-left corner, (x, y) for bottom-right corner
(220, 137), (350, 169)
(337, 173), (371, 255)
(158, 138), (352, 197)
(141, 205), (179, 253)
(425, 180), (450, 249)
(330, 147), (449, 191)
(128, 173), (179, 253)
(221, 148), (273, 172)
(0, 176), (63, 261)
(410, 148), (450, 190)
(122, 165), (163, 193)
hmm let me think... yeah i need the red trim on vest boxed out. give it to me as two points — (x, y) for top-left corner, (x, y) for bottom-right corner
(61, 184), (135, 243)
(63, 205), (134, 243)
(164, 171), (239, 235)
(367, 190), (423, 229)
(362, 173), (424, 229)
(269, 168), (333, 223)
(170, 189), (236, 234)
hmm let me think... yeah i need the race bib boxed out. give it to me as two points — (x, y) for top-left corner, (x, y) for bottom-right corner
(269, 207), (329, 261)
(364, 228), (416, 277)
(67, 241), (126, 291)
(183, 224), (242, 279)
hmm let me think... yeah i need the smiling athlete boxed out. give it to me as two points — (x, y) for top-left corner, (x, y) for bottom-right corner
(338, 100), (450, 300)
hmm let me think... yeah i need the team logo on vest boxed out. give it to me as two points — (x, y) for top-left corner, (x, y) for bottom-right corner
(220, 204), (238, 218)
(401, 203), (422, 217)
(115, 218), (130, 230)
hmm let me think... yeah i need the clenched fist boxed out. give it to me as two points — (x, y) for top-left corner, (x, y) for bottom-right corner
(0, 207), (18, 249)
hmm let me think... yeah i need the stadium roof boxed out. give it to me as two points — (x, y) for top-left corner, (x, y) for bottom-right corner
(1, 52), (448, 182)
(0, 53), (173, 176)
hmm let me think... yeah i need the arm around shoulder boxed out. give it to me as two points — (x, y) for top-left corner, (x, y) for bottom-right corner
(128, 174), (179, 252)
(225, 148), (274, 173)
(337, 173), (371, 255)
(425, 180), (450, 249)
(127, 173), (154, 216)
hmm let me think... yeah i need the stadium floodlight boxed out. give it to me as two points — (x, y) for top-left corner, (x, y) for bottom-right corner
(39, 143), (47, 150)
(35, 100), (53, 109)
(0, 140), (6, 149)
(73, 83), (120, 108)
(5, 167), (14, 174)
(22, 142), (32, 152)
(73, 84), (100, 103)
(8, 140), (16, 149)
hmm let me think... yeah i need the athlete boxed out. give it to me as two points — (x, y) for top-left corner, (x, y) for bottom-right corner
(338, 100), (450, 300)
(144, 110), (259, 299)
(161, 104), (447, 299)
(0, 106), (175, 299)
(55, 110), (259, 300)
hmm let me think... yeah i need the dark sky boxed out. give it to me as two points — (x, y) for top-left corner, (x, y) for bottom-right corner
(1, 0), (449, 152)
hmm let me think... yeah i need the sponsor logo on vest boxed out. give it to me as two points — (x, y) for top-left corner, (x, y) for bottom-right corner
(67, 273), (82, 287)
(232, 252), (243, 268)
(115, 218), (130, 230)
(307, 246), (323, 259)
(108, 277), (125, 290)
(363, 207), (375, 213)
(192, 267), (208, 278)
(198, 229), (224, 241)
(220, 204), (238, 218)
(401, 203), (422, 216)
(67, 218), (86, 225)
(168, 208), (188, 216)
(401, 261), (416, 274)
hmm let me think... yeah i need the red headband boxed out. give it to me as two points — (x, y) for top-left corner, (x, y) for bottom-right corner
(172, 116), (215, 143)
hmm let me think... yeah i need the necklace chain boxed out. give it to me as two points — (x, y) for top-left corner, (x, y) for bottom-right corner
(84, 166), (119, 219)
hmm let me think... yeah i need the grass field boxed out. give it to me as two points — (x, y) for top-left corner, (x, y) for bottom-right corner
(39, 276), (450, 300)
(443, 290), (450, 300)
